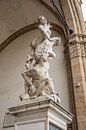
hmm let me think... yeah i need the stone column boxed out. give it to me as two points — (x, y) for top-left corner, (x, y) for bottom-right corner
(68, 38), (86, 130)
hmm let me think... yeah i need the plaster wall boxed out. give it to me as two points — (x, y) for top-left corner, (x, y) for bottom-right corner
(0, 0), (59, 45)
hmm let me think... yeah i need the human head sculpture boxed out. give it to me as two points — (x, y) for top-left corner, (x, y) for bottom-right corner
(37, 16), (47, 25)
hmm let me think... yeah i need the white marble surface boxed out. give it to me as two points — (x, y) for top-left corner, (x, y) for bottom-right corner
(16, 121), (45, 130)
(8, 97), (73, 130)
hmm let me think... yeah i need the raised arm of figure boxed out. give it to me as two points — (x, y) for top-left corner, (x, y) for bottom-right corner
(39, 25), (51, 40)
(39, 25), (59, 43)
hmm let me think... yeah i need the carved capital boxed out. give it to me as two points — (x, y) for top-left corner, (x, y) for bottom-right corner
(68, 41), (81, 59)
(67, 38), (86, 59)
(81, 43), (86, 57)
(83, 41), (86, 57)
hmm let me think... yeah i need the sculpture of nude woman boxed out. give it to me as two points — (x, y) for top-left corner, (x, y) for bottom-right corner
(34, 16), (60, 62)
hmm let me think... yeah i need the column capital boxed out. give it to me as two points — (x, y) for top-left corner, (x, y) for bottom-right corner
(68, 41), (81, 59)
(66, 37), (86, 59)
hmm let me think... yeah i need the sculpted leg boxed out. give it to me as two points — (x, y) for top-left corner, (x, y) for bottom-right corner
(22, 72), (32, 86)
(33, 79), (48, 97)
(19, 72), (33, 101)
(47, 78), (56, 94)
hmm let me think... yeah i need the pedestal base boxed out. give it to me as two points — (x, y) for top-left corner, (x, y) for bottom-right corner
(8, 96), (73, 130)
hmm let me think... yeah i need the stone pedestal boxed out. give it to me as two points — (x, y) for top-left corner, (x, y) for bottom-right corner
(8, 97), (73, 130)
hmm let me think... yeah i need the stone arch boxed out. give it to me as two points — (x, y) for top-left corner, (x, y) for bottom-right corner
(35, 0), (84, 35)
(0, 22), (65, 53)
(60, 0), (85, 34)
(0, 0), (85, 53)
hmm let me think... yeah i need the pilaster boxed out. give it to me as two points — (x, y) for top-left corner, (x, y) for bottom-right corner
(68, 35), (86, 130)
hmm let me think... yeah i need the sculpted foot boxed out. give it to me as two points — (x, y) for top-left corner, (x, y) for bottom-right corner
(19, 94), (29, 101)
(51, 94), (61, 103)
